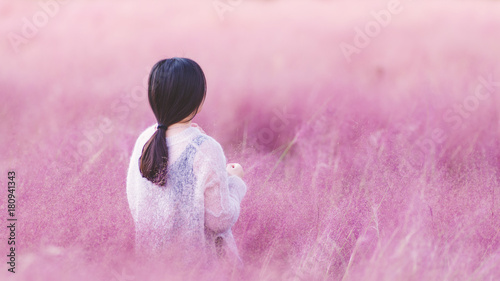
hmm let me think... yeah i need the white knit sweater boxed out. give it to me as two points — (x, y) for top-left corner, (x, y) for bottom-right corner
(126, 124), (247, 268)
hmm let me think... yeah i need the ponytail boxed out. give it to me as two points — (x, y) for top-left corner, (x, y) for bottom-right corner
(139, 126), (169, 186)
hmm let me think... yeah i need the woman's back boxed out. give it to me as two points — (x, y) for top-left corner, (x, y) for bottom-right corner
(126, 124), (246, 268)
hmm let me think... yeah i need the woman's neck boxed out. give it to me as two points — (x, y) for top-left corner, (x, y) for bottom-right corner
(165, 121), (192, 138)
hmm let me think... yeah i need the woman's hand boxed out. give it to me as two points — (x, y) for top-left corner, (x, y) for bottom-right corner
(191, 122), (205, 134)
(226, 163), (244, 178)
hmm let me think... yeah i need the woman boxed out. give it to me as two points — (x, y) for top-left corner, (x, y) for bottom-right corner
(126, 57), (247, 270)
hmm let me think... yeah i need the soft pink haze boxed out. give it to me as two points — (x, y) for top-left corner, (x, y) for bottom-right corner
(1, 0), (499, 280)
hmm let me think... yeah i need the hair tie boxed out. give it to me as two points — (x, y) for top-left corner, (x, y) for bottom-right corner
(157, 124), (168, 130)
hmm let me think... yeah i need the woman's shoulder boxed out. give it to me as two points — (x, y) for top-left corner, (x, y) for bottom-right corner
(193, 132), (226, 162)
(138, 124), (157, 140)
(131, 124), (226, 158)
(131, 124), (157, 151)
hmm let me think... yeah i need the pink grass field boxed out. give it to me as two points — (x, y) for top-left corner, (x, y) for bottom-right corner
(1, 0), (500, 280)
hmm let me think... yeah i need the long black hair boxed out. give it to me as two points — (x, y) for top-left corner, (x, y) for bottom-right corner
(139, 57), (206, 186)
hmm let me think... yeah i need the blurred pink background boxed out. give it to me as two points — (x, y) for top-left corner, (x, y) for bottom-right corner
(1, 0), (500, 280)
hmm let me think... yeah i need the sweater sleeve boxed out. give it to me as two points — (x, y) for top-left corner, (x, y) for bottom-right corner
(194, 139), (247, 235)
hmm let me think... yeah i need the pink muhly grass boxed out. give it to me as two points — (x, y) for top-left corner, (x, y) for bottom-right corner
(1, 1), (499, 280)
